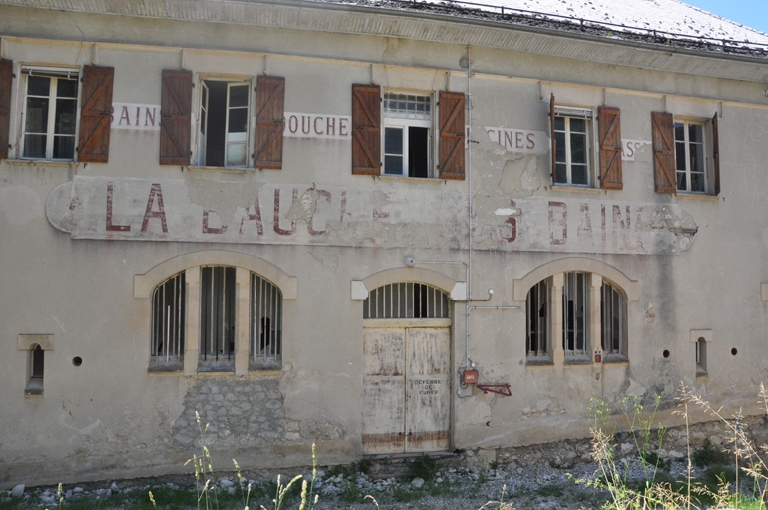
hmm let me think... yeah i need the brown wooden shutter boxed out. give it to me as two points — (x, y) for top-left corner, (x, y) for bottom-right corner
(438, 91), (466, 180)
(598, 106), (622, 190)
(651, 111), (676, 193)
(549, 93), (556, 184)
(77, 65), (114, 163)
(254, 75), (284, 169)
(712, 112), (720, 196)
(160, 69), (192, 165)
(0, 60), (13, 160)
(351, 83), (381, 176)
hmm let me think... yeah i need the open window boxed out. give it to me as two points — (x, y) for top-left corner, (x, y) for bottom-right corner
(652, 111), (720, 195)
(197, 80), (250, 167)
(352, 84), (465, 180)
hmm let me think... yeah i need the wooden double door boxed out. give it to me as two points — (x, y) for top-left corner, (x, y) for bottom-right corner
(362, 320), (451, 454)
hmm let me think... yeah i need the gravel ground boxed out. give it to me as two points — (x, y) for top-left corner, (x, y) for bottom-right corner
(2, 457), (701, 510)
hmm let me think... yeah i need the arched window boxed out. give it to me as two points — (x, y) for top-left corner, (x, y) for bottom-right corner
(150, 272), (185, 371)
(363, 282), (450, 319)
(525, 272), (627, 364)
(199, 266), (236, 371)
(250, 273), (282, 369)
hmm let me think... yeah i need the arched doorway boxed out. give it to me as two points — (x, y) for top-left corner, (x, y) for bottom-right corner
(362, 282), (452, 454)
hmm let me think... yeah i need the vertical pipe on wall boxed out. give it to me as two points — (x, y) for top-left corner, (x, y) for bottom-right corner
(465, 44), (473, 366)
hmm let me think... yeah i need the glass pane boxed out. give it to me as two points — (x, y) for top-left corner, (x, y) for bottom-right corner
(55, 98), (77, 135)
(385, 127), (403, 155)
(676, 170), (687, 190)
(690, 171), (705, 192)
(690, 142), (704, 173)
(28, 76), (50, 96)
(53, 135), (75, 159)
(572, 164), (588, 185)
(229, 84), (249, 107)
(570, 132), (586, 163)
(555, 132), (565, 163)
(228, 108), (248, 134)
(570, 118), (585, 133)
(23, 134), (46, 158)
(674, 122), (685, 142)
(385, 155), (403, 175)
(227, 143), (246, 166)
(675, 141), (686, 171)
(25, 97), (48, 133)
(554, 117), (564, 131)
(688, 124), (703, 143)
(555, 163), (567, 184)
(57, 78), (78, 98)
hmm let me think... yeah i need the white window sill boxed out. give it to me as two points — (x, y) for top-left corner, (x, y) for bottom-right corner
(378, 175), (445, 184)
(550, 185), (601, 194)
(4, 159), (78, 168)
(187, 165), (255, 174)
(675, 192), (719, 201)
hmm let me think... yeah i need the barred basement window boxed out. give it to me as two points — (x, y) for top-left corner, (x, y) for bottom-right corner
(563, 272), (588, 357)
(363, 282), (450, 319)
(601, 280), (626, 360)
(250, 274), (282, 370)
(199, 266), (236, 371)
(150, 272), (186, 371)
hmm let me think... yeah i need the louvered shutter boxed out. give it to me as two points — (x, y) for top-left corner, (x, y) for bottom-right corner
(598, 106), (622, 190)
(160, 69), (192, 165)
(254, 75), (285, 169)
(77, 65), (114, 163)
(0, 60), (12, 160)
(351, 83), (381, 176)
(651, 111), (676, 193)
(438, 91), (466, 180)
(712, 112), (720, 196)
(549, 93), (556, 184)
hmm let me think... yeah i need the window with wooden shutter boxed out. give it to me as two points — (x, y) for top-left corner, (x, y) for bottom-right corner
(0, 60), (12, 160)
(651, 111), (676, 193)
(598, 106), (622, 190)
(438, 91), (465, 180)
(254, 75), (284, 169)
(77, 65), (114, 163)
(352, 83), (381, 176)
(160, 69), (192, 166)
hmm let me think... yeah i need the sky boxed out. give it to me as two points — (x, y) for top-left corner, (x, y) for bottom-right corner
(683, 0), (768, 34)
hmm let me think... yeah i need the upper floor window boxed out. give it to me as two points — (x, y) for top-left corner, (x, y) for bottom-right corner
(652, 111), (720, 196)
(22, 68), (79, 160)
(352, 84), (466, 180)
(549, 95), (623, 190)
(383, 93), (432, 178)
(159, 71), (284, 169)
(197, 79), (250, 167)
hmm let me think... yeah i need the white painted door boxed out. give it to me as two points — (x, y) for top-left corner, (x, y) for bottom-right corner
(362, 319), (451, 454)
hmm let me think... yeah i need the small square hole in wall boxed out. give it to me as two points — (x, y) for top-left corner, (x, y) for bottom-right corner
(690, 329), (713, 378)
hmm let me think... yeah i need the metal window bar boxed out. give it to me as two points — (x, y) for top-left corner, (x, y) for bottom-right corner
(526, 280), (548, 356)
(563, 272), (588, 355)
(362, 282), (450, 319)
(251, 274), (282, 365)
(151, 272), (185, 359)
(201, 266), (235, 360)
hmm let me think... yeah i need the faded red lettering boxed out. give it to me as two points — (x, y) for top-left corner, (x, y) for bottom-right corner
(274, 188), (297, 236)
(239, 199), (264, 235)
(503, 200), (517, 243)
(307, 190), (331, 236)
(202, 210), (227, 234)
(141, 183), (168, 233)
(548, 201), (567, 245)
(340, 191), (347, 223)
(105, 182), (130, 232)
(612, 205), (631, 249)
(577, 203), (592, 245)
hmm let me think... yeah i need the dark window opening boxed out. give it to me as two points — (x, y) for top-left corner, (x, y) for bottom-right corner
(409, 127), (429, 178)
(200, 266), (236, 370)
(363, 282), (450, 319)
(150, 272), (186, 371)
(198, 80), (249, 167)
(526, 280), (548, 357)
(25, 345), (44, 395)
(250, 274), (283, 370)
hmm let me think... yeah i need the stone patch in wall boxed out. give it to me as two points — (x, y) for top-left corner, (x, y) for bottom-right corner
(172, 378), (286, 449)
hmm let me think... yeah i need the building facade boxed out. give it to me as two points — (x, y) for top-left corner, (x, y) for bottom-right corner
(2, 0), (768, 487)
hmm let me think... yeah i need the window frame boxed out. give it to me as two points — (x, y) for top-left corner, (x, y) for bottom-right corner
(600, 279), (627, 361)
(674, 118), (708, 194)
(194, 76), (253, 168)
(19, 66), (81, 161)
(382, 91), (433, 178)
(553, 108), (593, 187)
